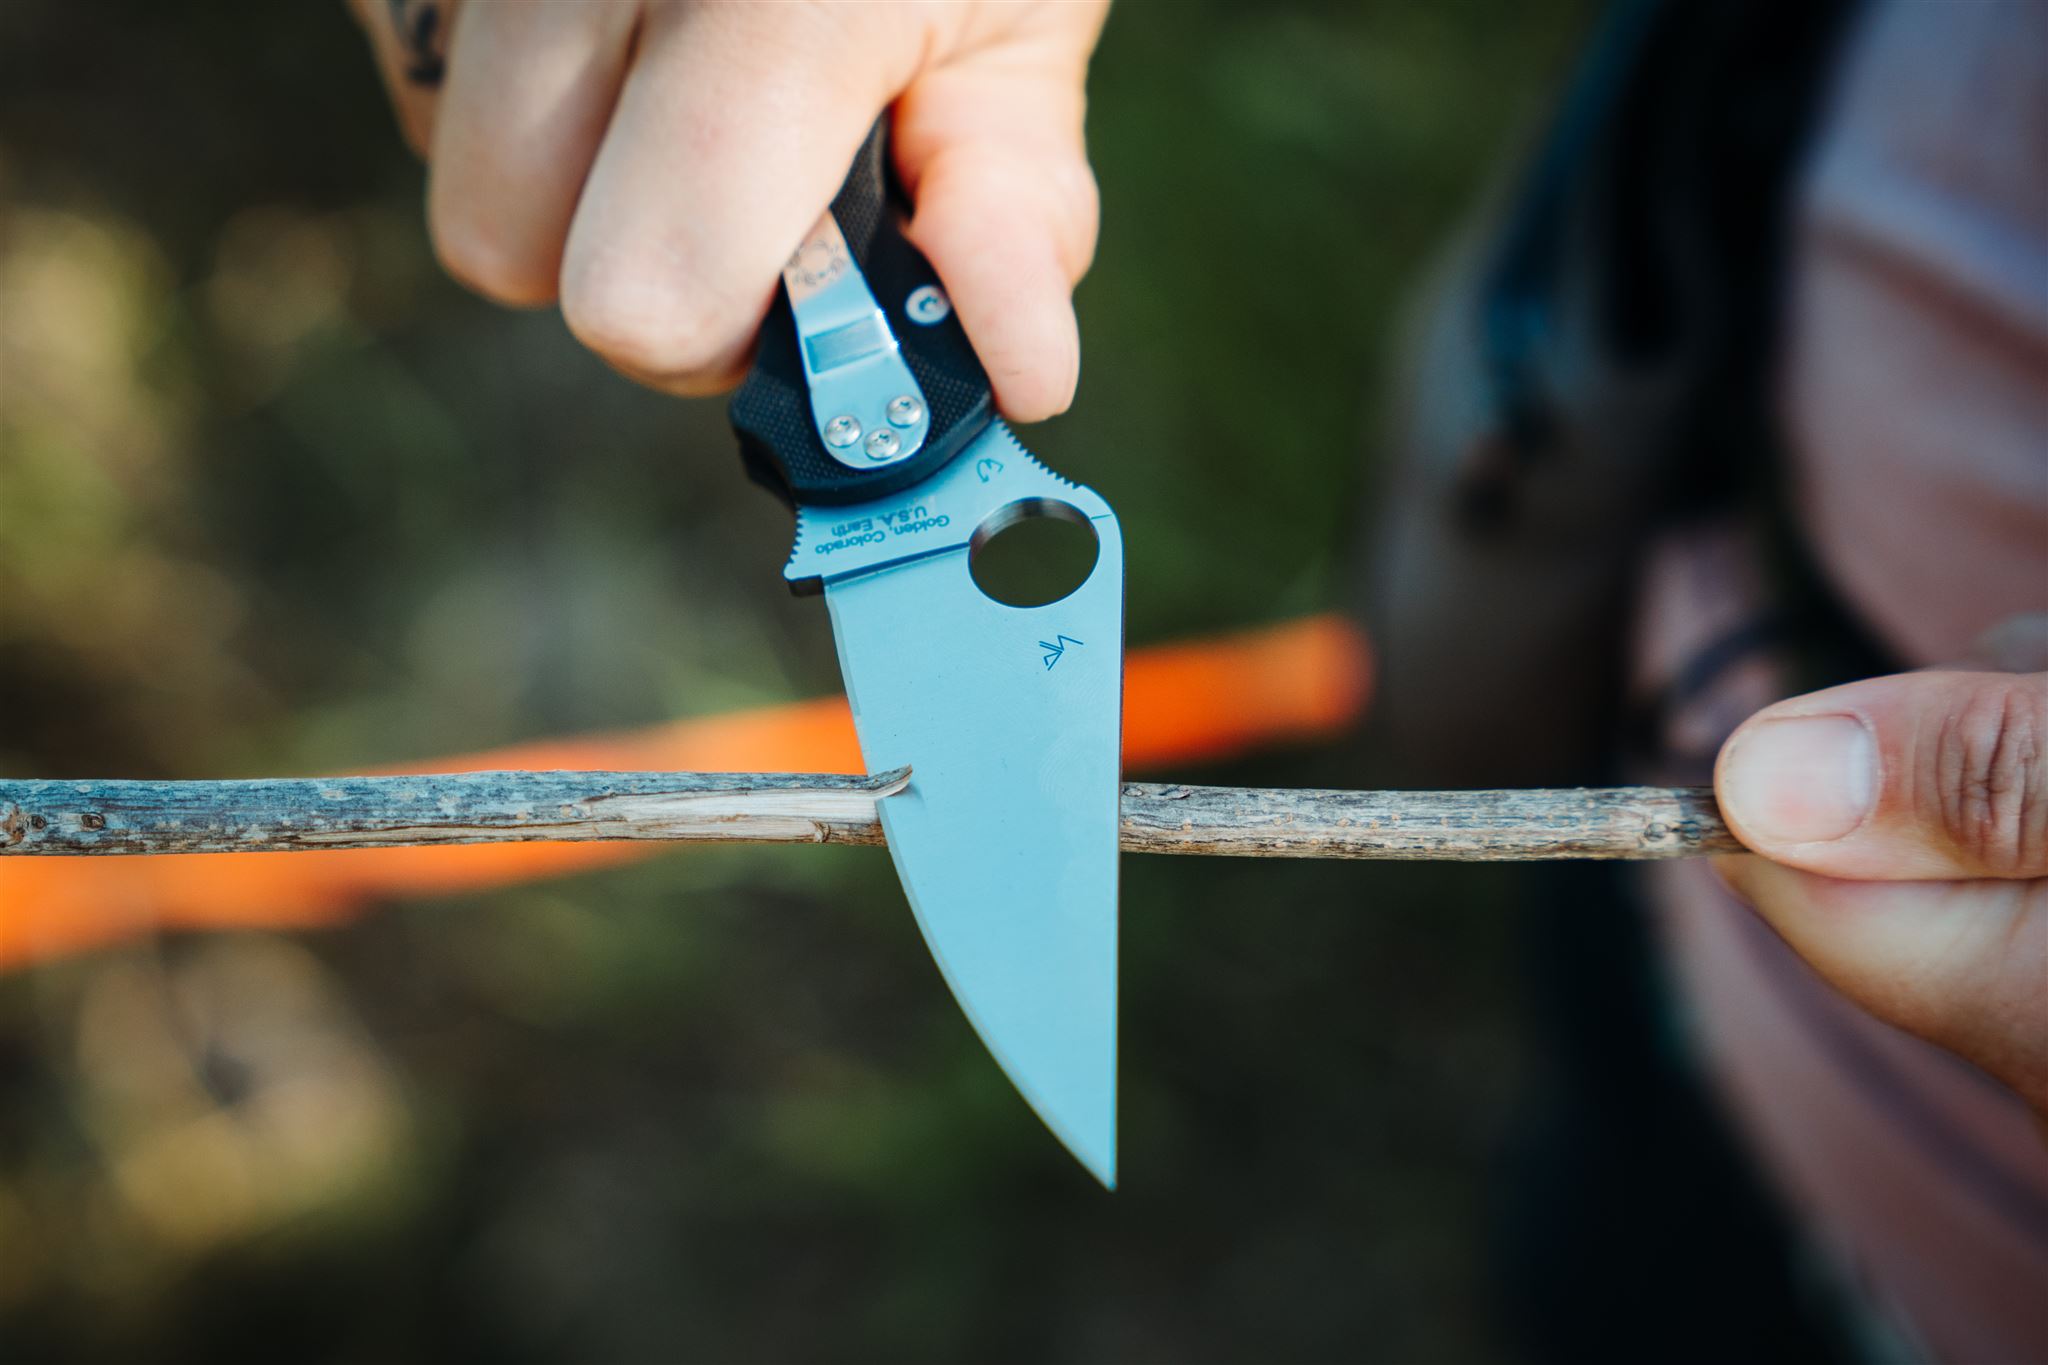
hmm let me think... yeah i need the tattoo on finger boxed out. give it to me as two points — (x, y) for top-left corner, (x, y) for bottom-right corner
(387, 0), (446, 87)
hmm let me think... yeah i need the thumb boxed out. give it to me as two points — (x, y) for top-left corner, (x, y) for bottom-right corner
(891, 24), (1105, 424)
(1716, 668), (2048, 880)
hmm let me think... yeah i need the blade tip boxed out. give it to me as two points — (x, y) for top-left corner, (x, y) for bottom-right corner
(1066, 1130), (1116, 1191)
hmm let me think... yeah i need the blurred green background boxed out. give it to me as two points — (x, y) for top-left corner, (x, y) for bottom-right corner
(0, 2), (1595, 1360)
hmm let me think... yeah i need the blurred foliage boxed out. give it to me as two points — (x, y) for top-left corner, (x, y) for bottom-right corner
(1, 1), (1592, 1361)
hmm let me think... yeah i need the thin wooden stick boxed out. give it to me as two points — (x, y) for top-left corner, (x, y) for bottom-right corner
(1, 770), (1738, 860)
(1119, 782), (1737, 860)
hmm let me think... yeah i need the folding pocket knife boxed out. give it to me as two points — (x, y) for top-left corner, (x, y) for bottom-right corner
(729, 127), (1124, 1187)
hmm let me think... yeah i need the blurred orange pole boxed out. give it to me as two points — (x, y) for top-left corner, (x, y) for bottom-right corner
(0, 615), (1369, 969)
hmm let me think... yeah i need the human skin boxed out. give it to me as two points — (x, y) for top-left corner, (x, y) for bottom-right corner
(1714, 616), (2048, 1118)
(349, 0), (1110, 420)
(354, 1), (2045, 1121)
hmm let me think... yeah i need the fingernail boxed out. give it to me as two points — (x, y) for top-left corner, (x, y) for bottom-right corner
(1721, 714), (1877, 843)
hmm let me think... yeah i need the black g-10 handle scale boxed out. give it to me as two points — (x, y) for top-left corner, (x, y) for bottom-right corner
(730, 120), (995, 508)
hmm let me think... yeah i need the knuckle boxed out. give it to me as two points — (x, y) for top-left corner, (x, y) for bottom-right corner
(428, 208), (554, 308)
(1000, 147), (1100, 282)
(559, 265), (735, 383)
(1045, 158), (1101, 277)
(1927, 679), (2048, 875)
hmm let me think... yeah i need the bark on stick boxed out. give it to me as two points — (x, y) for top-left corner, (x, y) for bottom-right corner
(1, 771), (1737, 861)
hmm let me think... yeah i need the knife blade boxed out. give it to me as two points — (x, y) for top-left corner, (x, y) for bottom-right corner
(729, 124), (1125, 1187)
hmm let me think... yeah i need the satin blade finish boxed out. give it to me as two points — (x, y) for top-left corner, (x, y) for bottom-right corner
(796, 424), (1124, 1186)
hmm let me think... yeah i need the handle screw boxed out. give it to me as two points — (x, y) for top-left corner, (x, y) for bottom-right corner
(864, 429), (901, 460)
(886, 396), (924, 428)
(904, 285), (951, 325)
(823, 415), (861, 448)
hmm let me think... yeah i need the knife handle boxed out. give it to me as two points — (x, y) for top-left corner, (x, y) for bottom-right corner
(730, 119), (995, 508)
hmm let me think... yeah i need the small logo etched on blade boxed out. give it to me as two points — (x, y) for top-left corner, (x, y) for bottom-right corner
(1039, 635), (1084, 670)
(976, 458), (1005, 482)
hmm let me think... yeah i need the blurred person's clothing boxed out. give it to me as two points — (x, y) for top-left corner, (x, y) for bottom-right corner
(1641, 1), (2048, 1359)
(1367, 0), (2048, 1360)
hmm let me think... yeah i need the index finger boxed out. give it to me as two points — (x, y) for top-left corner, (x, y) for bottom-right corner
(555, 4), (917, 393)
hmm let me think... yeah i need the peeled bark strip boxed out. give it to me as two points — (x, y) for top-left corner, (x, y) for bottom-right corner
(0, 769), (912, 855)
(2, 771), (1735, 861)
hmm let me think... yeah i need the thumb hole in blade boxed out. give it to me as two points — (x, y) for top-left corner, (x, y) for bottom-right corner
(968, 498), (1099, 609)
